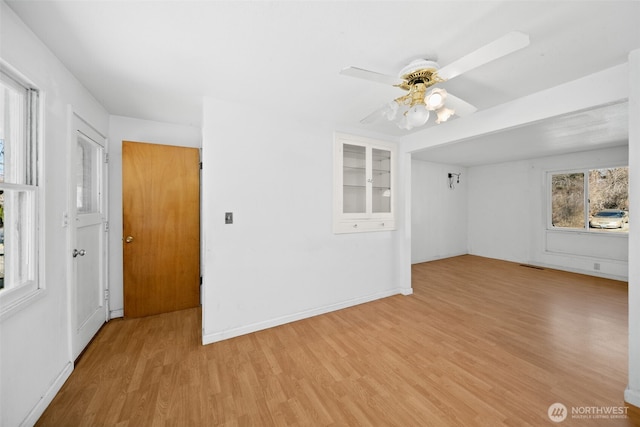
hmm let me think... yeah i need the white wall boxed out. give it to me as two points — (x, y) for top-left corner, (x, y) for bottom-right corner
(625, 48), (640, 408)
(201, 97), (408, 343)
(411, 159), (467, 263)
(107, 115), (201, 317)
(0, 3), (109, 426)
(468, 147), (628, 280)
(467, 160), (532, 263)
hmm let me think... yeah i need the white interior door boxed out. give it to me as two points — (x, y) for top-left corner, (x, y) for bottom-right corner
(70, 115), (108, 360)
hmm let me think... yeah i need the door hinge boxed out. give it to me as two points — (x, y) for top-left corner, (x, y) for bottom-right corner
(104, 289), (110, 301)
(104, 221), (110, 232)
(199, 161), (202, 170)
(104, 153), (109, 163)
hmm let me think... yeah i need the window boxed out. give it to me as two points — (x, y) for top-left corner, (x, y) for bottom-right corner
(550, 167), (628, 233)
(0, 64), (40, 316)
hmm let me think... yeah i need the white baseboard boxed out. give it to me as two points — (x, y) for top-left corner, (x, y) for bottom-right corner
(110, 309), (124, 319)
(533, 261), (627, 282)
(411, 252), (468, 265)
(625, 387), (640, 408)
(203, 288), (409, 345)
(21, 362), (73, 427)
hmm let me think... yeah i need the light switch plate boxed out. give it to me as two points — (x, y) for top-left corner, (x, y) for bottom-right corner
(225, 212), (233, 224)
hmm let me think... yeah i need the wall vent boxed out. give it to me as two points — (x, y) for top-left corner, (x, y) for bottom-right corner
(519, 264), (545, 270)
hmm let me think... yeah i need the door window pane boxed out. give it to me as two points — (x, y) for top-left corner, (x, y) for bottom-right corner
(343, 144), (366, 213)
(76, 134), (100, 214)
(551, 172), (585, 228)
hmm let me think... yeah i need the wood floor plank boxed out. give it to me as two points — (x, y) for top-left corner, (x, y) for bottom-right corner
(36, 255), (639, 426)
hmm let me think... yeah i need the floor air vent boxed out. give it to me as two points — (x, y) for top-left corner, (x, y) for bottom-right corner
(519, 264), (545, 270)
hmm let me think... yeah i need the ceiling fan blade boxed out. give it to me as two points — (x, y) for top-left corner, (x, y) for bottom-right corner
(340, 66), (404, 86)
(360, 105), (388, 124)
(446, 94), (478, 117)
(437, 31), (530, 81)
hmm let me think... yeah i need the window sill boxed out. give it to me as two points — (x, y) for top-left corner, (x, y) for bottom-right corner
(546, 227), (629, 238)
(0, 287), (46, 322)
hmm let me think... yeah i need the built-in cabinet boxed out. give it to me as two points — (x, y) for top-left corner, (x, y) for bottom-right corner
(334, 133), (396, 233)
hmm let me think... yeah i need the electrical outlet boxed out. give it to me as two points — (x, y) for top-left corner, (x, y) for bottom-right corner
(594, 263), (601, 271)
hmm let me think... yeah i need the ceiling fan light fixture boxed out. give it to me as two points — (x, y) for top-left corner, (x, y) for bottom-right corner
(405, 104), (430, 128)
(436, 106), (455, 124)
(382, 101), (400, 121)
(397, 116), (411, 130)
(426, 88), (447, 110)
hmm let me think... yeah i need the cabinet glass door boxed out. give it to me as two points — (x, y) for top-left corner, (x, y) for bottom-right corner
(372, 148), (391, 213)
(343, 144), (366, 213)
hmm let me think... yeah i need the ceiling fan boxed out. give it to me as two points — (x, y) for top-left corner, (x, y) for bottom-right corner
(341, 32), (530, 130)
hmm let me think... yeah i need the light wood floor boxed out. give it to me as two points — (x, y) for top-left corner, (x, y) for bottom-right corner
(37, 255), (640, 426)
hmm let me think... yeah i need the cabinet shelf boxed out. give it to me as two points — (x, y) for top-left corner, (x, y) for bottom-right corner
(343, 166), (390, 175)
(344, 184), (390, 190)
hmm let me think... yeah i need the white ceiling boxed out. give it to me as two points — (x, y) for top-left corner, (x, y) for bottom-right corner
(412, 101), (630, 166)
(6, 1), (640, 163)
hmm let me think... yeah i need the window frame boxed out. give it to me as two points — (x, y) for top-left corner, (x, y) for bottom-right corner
(0, 61), (44, 320)
(547, 164), (629, 235)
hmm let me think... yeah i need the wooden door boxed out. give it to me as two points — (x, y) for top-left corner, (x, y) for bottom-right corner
(122, 141), (200, 318)
(71, 116), (108, 359)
